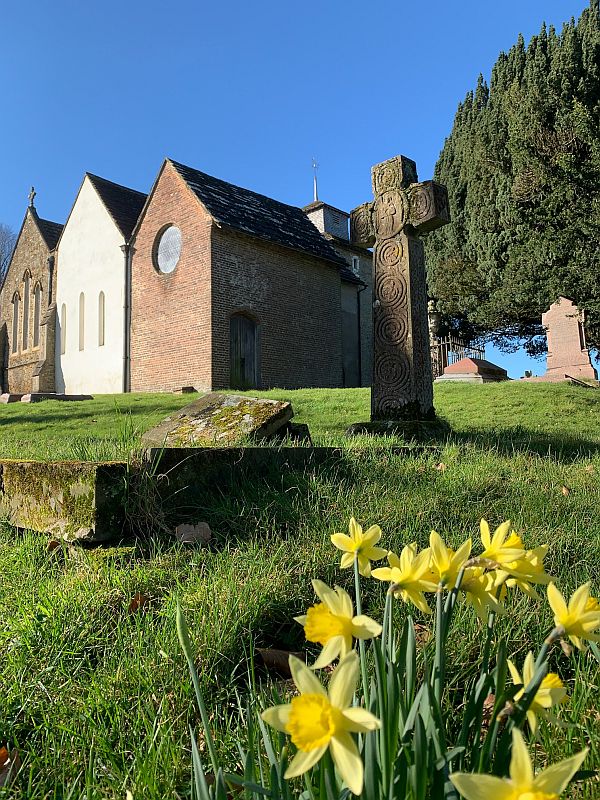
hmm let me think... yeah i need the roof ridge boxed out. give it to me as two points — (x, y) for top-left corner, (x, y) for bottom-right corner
(86, 171), (146, 198)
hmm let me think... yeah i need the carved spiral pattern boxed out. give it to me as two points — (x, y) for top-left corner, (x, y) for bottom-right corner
(376, 311), (408, 346)
(374, 352), (411, 393)
(378, 274), (407, 308)
(376, 238), (404, 268)
(351, 206), (372, 244)
(410, 185), (433, 221)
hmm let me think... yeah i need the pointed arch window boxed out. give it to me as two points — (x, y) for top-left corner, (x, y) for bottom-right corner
(33, 283), (42, 347)
(79, 292), (85, 351)
(98, 291), (105, 346)
(60, 304), (67, 355)
(11, 293), (20, 353)
(22, 272), (30, 350)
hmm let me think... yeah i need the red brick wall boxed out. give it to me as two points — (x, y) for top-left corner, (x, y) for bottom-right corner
(211, 227), (343, 389)
(0, 211), (53, 393)
(130, 162), (213, 392)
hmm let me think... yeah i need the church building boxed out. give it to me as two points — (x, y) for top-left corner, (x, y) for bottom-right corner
(1, 159), (372, 396)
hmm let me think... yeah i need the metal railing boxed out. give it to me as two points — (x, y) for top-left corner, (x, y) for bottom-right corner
(430, 336), (485, 379)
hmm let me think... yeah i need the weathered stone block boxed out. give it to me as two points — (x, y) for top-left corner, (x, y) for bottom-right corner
(0, 460), (127, 542)
(141, 392), (293, 447)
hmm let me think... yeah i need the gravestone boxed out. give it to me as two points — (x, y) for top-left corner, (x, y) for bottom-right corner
(348, 155), (450, 427)
(540, 297), (598, 382)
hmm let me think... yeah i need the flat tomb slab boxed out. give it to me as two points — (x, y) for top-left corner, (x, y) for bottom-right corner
(20, 393), (94, 403)
(142, 392), (293, 447)
(0, 460), (127, 542)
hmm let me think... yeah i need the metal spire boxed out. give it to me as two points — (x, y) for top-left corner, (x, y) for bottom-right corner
(312, 158), (319, 202)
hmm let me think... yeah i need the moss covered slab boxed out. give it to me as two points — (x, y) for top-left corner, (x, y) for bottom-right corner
(141, 392), (293, 447)
(0, 460), (127, 542)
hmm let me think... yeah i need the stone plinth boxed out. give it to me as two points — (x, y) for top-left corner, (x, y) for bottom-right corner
(435, 357), (509, 383)
(540, 297), (597, 382)
(141, 392), (293, 447)
(0, 460), (127, 542)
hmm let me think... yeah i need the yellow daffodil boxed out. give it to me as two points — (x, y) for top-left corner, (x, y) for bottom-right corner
(507, 651), (567, 733)
(372, 543), (437, 614)
(261, 651), (380, 795)
(460, 567), (504, 622)
(498, 545), (553, 600)
(294, 579), (382, 669)
(330, 517), (387, 577)
(547, 582), (600, 650)
(451, 727), (587, 800)
(479, 520), (525, 568)
(428, 531), (472, 588)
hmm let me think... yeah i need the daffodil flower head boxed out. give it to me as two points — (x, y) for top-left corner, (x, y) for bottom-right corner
(460, 566), (504, 622)
(261, 651), (381, 795)
(499, 545), (553, 599)
(372, 543), (437, 614)
(507, 651), (567, 733)
(451, 727), (587, 800)
(547, 582), (600, 651)
(429, 531), (472, 588)
(294, 579), (382, 669)
(480, 519), (526, 567)
(330, 517), (387, 577)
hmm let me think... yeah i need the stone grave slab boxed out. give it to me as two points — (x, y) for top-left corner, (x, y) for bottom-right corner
(0, 460), (127, 542)
(141, 392), (294, 447)
(435, 357), (508, 383)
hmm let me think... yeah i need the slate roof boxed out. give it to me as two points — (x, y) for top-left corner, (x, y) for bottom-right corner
(169, 159), (347, 268)
(35, 216), (63, 250)
(86, 173), (147, 239)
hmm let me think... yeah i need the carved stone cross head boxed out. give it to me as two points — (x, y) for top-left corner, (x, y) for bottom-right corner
(350, 155), (449, 246)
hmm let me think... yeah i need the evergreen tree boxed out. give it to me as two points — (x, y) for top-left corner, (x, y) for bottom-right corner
(426, 0), (600, 353)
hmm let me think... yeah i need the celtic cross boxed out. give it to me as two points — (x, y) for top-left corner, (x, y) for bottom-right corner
(350, 155), (450, 421)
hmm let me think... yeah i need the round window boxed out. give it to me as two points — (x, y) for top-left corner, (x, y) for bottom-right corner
(154, 225), (182, 274)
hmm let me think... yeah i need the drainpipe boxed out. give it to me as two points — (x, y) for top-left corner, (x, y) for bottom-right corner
(121, 242), (133, 393)
(47, 255), (55, 305)
(357, 282), (367, 387)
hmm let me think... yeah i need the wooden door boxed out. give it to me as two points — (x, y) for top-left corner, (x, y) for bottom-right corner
(230, 314), (259, 389)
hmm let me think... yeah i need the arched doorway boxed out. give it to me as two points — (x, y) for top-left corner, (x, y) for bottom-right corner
(230, 313), (259, 389)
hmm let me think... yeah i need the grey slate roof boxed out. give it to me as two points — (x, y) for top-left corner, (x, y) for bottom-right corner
(169, 159), (347, 267)
(87, 173), (147, 239)
(36, 216), (63, 250)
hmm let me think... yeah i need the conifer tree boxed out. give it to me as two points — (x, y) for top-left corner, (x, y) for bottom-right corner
(426, 0), (600, 353)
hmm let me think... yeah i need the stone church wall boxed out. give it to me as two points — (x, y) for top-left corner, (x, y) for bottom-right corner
(130, 161), (213, 392)
(211, 227), (344, 389)
(0, 211), (53, 393)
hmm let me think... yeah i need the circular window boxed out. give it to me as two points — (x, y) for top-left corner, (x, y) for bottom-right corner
(154, 225), (182, 274)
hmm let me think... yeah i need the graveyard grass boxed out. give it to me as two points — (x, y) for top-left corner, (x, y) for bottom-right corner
(1, 382), (599, 798)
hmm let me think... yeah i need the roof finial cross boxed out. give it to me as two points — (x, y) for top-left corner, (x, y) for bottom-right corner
(28, 186), (36, 208)
(312, 158), (319, 203)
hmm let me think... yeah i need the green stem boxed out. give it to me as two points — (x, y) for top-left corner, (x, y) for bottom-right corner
(354, 556), (370, 708)
(434, 584), (445, 704)
(381, 589), (392, 662)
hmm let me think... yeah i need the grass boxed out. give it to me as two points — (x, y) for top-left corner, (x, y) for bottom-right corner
(0, 382), (599, 797)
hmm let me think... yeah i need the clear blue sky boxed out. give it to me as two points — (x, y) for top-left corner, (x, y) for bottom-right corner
(1, 0), (592, 378)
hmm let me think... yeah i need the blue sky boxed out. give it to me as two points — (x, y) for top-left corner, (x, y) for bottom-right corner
(1, 0), (592, 378)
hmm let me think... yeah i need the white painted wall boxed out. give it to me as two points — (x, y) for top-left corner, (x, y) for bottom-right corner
(55, 177), (125, 394)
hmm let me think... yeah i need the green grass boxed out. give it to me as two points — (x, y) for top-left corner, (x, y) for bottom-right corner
(0, 383), (599, 797)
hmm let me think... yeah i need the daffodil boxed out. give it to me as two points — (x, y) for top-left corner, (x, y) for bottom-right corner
(294, 580), (382, 669)
(497, 545), (554, 599)
(547, 582), (600, 650)
(460, 566), (504, 622)
(261, 651), (380, 795)
(331, 517), (387, 577)
(372, 543), (437, 614)
(451, 727), (587, 800)
(428, 531), (472, 588)
(479, 520), (525, 568)
(507, 651), (567, 733)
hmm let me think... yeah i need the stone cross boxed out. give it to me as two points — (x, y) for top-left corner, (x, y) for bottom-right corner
(28, 186), (36, 208)
(350, 155), (450, 421)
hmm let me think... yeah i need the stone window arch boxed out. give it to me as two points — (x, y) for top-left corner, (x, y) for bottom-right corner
(79, 292), (85, 351)
(22, 271), (31, 350)
(33, 283), (42, 348)
(11, 292), (20, 354)
(98, 291), (105, 346)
